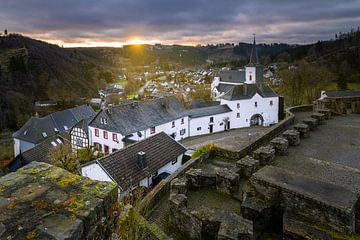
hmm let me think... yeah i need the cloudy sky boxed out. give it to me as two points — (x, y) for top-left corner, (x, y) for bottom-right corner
(0, 0), (359, 47)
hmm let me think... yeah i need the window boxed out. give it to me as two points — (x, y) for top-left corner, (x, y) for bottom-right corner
(76, 138), (83, 146)
(113, 133), (118, 142)
(210, 117), (214, 123)
(172, 158), (178, 165)
(172, 121), (175, 128)
(249, 75), (252, 81)
(100, 117), (108, 125)
(181, 118), (184, 125)
(270, 100), (273, 106)
(104, 145), (109, 154)
(150, 127), (156, 134)
(103, 131), (108, 139)
(237, 103), (240, 109)
(197, 127), (202, 131)
(95, 129), (99, 137)
(180, 129), (186, 136)
(152, 171), (158, 177)
(237, 113), (240, 118)
(42, 132), (47, 137)
(255, 102), (258, 107)
(94, 142), (102, 151)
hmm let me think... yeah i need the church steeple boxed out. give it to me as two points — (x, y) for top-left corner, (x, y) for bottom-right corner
(249, 33), (259, 65)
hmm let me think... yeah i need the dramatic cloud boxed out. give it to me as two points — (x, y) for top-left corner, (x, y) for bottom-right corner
(0, 0), (359, 46)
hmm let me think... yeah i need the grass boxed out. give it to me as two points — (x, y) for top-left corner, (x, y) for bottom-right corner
(325, 82), (360, 91)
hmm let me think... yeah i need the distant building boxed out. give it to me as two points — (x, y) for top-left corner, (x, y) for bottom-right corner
(105, 84), (124, 94)
(81, 132), (186, 195)
(12, 105), (95, 157)
(211, 35), (280, 128)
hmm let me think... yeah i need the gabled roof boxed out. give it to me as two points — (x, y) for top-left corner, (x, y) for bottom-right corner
(189, 100), (220, 109)
(188, 105), (232, 118)
(20, 134), (69, 165)
(218, 70), (245, 84)
(221, 83), (278, 101)
(324, 90), (360, 98)
(71, 115), (95, 135)
(89, 97), (188, 136)
(215, 83), (235, 94)
(13, 105), (95, 144)
(94, 132), (186, 191)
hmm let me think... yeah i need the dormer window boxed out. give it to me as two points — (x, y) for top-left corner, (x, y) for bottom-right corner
(51, 141), (57, 147)
(23, 131), (27, 136)
(42, 132), (47, 137)
(64, 125), (68, 130)
(54, 128), (58, 132)
(100, 117), (108, 125)
(150, 127), (156, 134)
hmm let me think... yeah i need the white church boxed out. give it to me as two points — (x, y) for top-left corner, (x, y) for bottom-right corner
(211, 35), (281, 128)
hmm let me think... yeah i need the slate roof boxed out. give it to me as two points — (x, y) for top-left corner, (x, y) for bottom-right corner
(188, 105), (232, 118)
(20, 134), (69, 165)
(218, 70), (245, 84)
(95, 132), (187, 191)
(13, 105), (95, 144)
(215, 83), (235, 94)
(189, 100), (220, 109)
(221, 83), (278, 101)
(71, 116), (95, 135)
(324, 90), (360, 98)
(89, 97), (188, 136)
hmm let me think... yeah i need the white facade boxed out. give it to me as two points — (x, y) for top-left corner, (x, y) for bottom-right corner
(245, 66), (256, 84)
(189, 113), (231, 137)
(82, 163), (113, 183)
(220, 93), (279, 128)
(89, 117), (189, 154)
(13, 138), (35, 157)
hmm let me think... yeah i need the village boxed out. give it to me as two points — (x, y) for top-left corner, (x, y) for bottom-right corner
(1, 37), (360, 240)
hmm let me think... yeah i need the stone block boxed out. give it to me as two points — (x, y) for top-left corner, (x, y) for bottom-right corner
(200, 171), (217, 187)
(236, 156), (260, 178)
(171, 177), (188, 195)
(253, 146), (276, 166)
(217, 212), (253, 240)
(303, 118), (318, 130)
(185, 168), (202, 188)
(169, 193), (187, 210)
(282, 130), (300, 146)
(311, 112), (326, 125)
(216, 168), (239, 195)
(318, 108), (331, 119)
(293, 123), (310, 138)
(270, 137), (289, 155)
(192, 207), (221, 240)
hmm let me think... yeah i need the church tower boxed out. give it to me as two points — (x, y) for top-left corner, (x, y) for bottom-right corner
(245, 34), (263, 84)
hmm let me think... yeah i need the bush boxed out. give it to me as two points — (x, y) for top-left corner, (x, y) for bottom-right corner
(191, 144), (217, 159)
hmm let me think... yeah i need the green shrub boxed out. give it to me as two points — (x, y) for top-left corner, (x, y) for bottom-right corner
(191, 144), (217, 159)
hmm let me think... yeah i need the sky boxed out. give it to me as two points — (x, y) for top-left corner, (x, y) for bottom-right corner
(0, 0), (360, 47)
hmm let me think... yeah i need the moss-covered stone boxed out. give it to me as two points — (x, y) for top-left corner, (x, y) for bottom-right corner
(0, 161), (118, 240)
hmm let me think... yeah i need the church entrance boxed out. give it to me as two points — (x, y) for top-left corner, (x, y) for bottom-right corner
(250, 114), (264, 126)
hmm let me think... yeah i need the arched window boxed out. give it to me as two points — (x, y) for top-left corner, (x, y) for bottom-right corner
(255, 102), (258, 107)
(249, 75), (252, 81)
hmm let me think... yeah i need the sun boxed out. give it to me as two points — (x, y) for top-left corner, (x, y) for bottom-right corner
(126, 38), (146, 45)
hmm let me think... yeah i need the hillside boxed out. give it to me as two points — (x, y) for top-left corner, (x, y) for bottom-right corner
(0, 34), (121, 130)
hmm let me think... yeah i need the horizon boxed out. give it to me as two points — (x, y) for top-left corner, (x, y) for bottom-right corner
(1, 0), (359, 48)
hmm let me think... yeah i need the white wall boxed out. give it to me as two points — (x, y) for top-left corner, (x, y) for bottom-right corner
(139, 154), (183, 188)
(221, 93), (279, 129)
(245, 66), (256, 84)
(82, 163), (113, 183)
(189, 113), (231, 137)
(14, 139), (35, 157)
(89, 126), (124, 154)
(14, 138), (20, 157)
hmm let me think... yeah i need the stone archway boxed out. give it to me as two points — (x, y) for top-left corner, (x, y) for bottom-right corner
(250, 114), (264, 126)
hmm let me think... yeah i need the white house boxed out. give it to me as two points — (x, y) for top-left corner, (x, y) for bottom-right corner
(211, 35), (280, 128)
(188, 105), (232, 136)
(81, 132), (186, 195)
(88, 97), (189, 154)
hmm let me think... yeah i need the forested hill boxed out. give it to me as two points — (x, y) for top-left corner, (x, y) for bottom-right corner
(0, 34), (120, 130)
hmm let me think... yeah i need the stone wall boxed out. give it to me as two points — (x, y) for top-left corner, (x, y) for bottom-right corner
(0, 161), (118, 240)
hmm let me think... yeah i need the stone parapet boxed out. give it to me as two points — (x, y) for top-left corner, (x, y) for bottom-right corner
(282, 130), (300, 146)
(253, 146), (276, 166)
(302, 118), (318, 130)
(270, 137), (289, 155)
(311, 112), (326, 125)
(236, 156), (260, 178)
(293, 123), (310, 138)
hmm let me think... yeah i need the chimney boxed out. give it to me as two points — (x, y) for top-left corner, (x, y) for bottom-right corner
(243, 83), (248, 95)
(137, 151), (147, 169)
